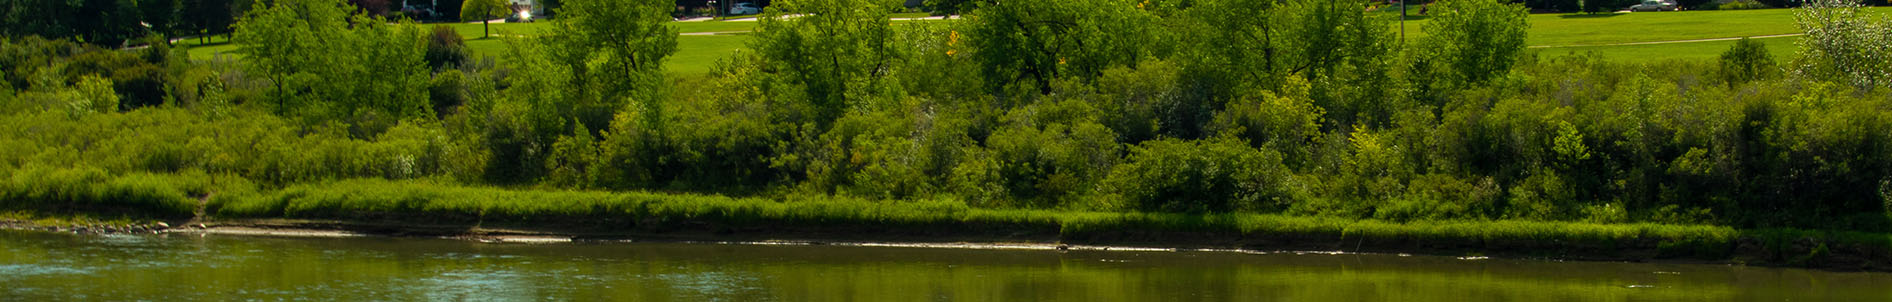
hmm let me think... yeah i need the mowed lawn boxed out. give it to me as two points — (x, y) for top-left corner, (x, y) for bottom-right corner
(186, 7), (1886, 74)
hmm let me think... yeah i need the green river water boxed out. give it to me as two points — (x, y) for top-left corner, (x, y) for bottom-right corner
(1, 229), (1886, 301)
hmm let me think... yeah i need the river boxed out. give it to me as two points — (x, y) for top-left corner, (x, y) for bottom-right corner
(1, 229), (1885, 301)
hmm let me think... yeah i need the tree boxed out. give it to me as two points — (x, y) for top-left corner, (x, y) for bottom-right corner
(470, 0), (677, 183)
(1178, 0), (1397, 126)
(964, 0), (1158, 96)
(752, 0), (902, 127)
(1418, 0), (1529, 85)
(1, 0), (145, 46)
(349, 0), (392, 16)
(1793, 0), (1892, 91)
(235, 0), (431, 128)
(461, 0), (508, 38)
(1718, 38), (1774, 88)
(534, 0), (678, 130)
(181, 0), (237, 43)
(140, 0), (183, 38)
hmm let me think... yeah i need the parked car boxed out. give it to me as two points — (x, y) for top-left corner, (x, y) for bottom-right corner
(1630, 0), (1677, 11)
(729, 3), (762, 15)
(506, 10), (534, 22)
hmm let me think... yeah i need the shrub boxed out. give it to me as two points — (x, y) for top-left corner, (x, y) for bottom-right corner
(1208, 90), (1325, 167)
(1718, 38), (1776, 87)
(593, 91), (783, 193)
(110, 64), (167, 109)
(428, 70), (467, 117)
(984, 99), (1121, 208)
(424, 25), (469, 70)
(1374, 174), (1502, 221)
(1104, 137), (1300, 213)
(71, 76), (119, 116)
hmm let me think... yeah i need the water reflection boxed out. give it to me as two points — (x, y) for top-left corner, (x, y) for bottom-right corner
(1, 229), (1886, 301)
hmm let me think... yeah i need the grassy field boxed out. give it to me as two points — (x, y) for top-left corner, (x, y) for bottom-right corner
(1386, 8), (1843, 46)
(182, 8), (1872, 74)
(1531, 35), (1802, 61)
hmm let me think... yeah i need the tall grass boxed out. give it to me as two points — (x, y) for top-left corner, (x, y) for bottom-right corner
(0, 166), (202, 218)
(0, 171), (1876, 266)
(204, 178), (1887, 264)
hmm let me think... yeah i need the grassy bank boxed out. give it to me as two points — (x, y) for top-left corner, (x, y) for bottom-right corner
(5, 175), (1881, 270)
(0, 167), (204, 219)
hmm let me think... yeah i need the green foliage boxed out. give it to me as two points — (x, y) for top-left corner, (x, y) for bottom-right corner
(983, 98), (1120, 208)
(427, 70), (468, 117)
(544, 122), (599, 188)
(1793, 0), (1892, 91)
(753, 0), (904, 127)
(0, 107), (475, 186)
(10, 0), (1892, 240)
(1103, 137), (1300, 213)
(0, 0), (146, 46)
(889, 22), (983, 103)
(180, 0), (239, 38)
(461, 0), (675, 184)
(1208, 89), (1325, 167)
(460, 0), (508, 37)
(1583, 0), (1631, 14)
(1418, 0), (1530, 85)
(1178, 0), (1398, 123)
(964, 0), (1157, 95)
(1719, 38), (1775, 88)
(1093, 59), (1204, 142)
(1373, 174), (1501, 221)
(424, 25), (470, 70)
(70, 76), (120, 117)
(535, 0), (677, 129)
(235, 0), (432, 130)
(591, 84), (782, 193)
(0, 166), (199, 218)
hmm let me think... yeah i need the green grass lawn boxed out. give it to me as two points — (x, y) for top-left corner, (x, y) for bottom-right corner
(1392, 7), (1892, 46)
(1532, 35), (1801, 61)
(668, 34), (751, 75)
(456, 33), (746, 75)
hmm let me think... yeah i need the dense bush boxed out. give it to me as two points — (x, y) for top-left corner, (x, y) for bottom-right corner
(424, 25), (469, 70)
(1719, 38), (1775, 87)
(982, 98), (1121, 208)
(1104, 137), (1301, 213)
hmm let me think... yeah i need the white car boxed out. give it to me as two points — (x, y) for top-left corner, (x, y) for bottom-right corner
(1630, 0), (1677, 11)
(729, 3), (762, 15)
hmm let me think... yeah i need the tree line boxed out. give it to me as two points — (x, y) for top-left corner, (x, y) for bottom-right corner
(5, 0), (1892, 232)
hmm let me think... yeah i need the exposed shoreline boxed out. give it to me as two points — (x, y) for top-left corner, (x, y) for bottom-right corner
(3, 216), (1882, 272)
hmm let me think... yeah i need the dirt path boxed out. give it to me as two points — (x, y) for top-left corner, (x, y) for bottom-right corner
(1529, 33), (1804, 49)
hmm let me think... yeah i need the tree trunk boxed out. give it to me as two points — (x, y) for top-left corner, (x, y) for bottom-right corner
(483, 19), (490, 38)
